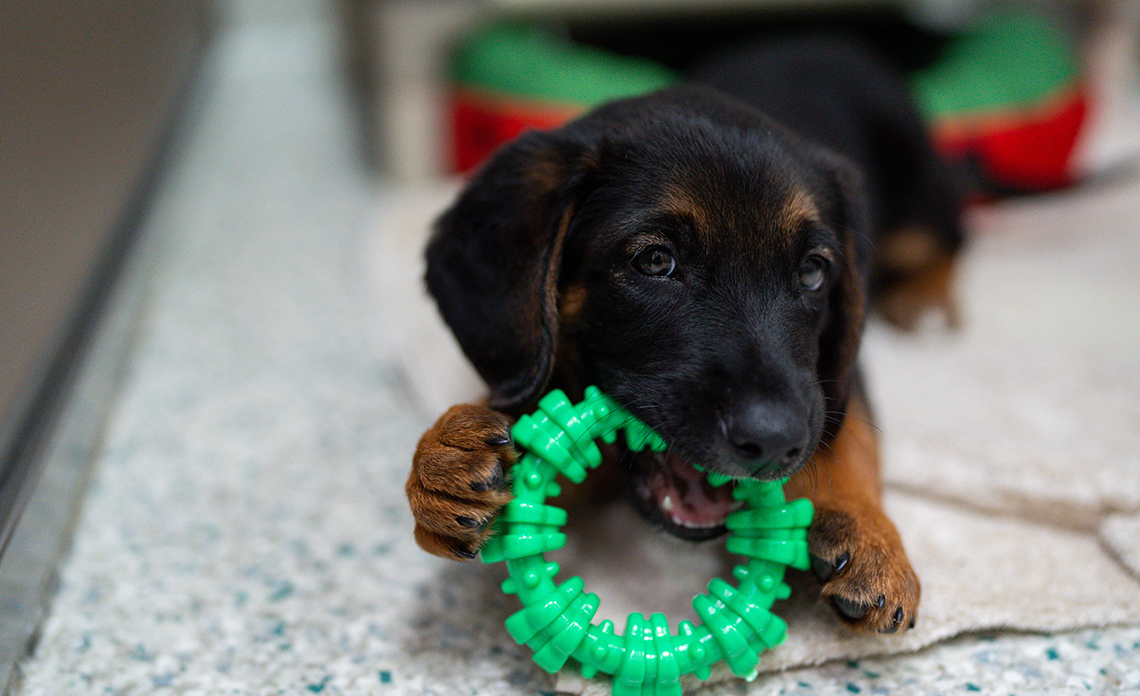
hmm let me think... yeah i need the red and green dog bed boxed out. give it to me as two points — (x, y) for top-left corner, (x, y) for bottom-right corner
(448, 11), (1088, 194)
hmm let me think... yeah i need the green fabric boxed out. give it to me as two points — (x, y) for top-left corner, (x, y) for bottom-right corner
(454, 12), (1079, 125)
(911, 10), (1081, 121)
(451, 24), (678, 107)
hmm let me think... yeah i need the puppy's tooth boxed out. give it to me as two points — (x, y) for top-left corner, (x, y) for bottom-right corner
(661, 495), (675, 512)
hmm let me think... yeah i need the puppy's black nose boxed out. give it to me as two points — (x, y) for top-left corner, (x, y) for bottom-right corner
(722, 398), (809, 476)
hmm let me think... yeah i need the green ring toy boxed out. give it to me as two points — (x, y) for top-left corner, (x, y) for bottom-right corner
(481, 386), (814, 696)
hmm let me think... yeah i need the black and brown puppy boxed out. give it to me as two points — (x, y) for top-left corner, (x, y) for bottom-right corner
(407, 36), (963, 635)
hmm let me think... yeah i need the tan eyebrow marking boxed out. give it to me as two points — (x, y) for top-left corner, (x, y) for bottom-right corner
(778, 189), (821, 237)
(657, 183), (709, 232)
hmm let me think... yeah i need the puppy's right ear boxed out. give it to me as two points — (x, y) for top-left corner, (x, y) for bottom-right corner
(426, 130), (591, 413)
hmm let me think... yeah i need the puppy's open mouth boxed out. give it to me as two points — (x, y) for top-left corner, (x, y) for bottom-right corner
(631, 450), (743, 542)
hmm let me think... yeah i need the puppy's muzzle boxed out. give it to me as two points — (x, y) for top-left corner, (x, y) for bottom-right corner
(721, 396), (812, 479)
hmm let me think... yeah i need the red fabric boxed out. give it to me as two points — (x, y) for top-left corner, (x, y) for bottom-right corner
(935, 88), (1090, 192)
(452, 84), (1090, 192)
(450, 91), (578, 173)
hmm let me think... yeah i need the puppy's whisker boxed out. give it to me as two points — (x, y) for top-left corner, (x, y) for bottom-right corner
(800, 458), (824, 495)
(824, 409), (882, 436)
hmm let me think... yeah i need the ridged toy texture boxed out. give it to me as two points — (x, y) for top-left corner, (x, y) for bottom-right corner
(481, 387), (813, 696)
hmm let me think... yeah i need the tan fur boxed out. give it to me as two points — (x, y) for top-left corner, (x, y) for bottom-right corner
(881, 250), (961, 330)
(658, 184), (710, 232)
(407, 404), (516, 559)
(559, 282), (589, 326)
(879, 226), (940, 272)
(777, 188), (821, 237)
(786, 394), (920, 632)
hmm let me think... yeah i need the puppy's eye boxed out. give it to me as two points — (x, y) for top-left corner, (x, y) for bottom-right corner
(798, 255), (828, 292)
(632, 246), (676, 277)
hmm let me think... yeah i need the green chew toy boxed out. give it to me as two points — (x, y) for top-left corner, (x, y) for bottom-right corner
(481, 386), (813, 696)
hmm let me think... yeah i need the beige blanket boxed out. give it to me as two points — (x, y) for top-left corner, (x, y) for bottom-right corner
(365, 173), (1140, 694)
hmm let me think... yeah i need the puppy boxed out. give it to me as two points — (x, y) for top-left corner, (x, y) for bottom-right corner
(407, 36), (963, 635)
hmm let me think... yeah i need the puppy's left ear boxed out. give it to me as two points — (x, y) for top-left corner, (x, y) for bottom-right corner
(425, 130), (593, 413)
(812, 149), (874, 430)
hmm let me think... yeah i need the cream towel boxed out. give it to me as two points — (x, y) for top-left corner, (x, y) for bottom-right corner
(365, 173), (1140, 694)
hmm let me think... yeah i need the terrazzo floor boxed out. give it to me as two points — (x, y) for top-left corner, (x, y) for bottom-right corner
(13, 15), (1140, 696)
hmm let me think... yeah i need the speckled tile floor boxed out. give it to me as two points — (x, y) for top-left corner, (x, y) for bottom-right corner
(12, 12), (1140, 696)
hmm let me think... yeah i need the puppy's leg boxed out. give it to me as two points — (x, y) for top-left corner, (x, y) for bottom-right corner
(408, 404), (516, 560)
(875, 226), (962, 331)
(785, 394), (920, 634)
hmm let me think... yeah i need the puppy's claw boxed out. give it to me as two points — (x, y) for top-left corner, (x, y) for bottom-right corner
(486, 434), (512, 447)
(878, 606), (907, 634)
(470, 462), (506, 493)
(810, 506), (920, 634)
(409, 404), (517, 560)
(811, 550), (850, 582)
(453, 545), (478, 560)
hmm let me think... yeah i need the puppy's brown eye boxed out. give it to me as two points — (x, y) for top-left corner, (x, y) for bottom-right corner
(799, 255), (827, 292)
(632, 247), (676, 277)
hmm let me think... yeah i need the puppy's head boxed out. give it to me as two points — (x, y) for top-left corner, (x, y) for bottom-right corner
(427, 86), (871, 540)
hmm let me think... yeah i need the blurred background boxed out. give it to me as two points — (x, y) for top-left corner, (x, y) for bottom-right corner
(2, 0), (1138, 693)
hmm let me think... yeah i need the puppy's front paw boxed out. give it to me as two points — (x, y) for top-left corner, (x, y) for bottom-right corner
(407, 404), (516, 560)
(809, 503), (920, 634)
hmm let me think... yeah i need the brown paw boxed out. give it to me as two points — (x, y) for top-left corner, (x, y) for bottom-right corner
(407, 404), (516, 560)
(809, 503), (920, 634)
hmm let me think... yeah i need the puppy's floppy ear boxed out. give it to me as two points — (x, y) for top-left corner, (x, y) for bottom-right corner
(812, 149), (874, 431)
(426, 130), (591, 413)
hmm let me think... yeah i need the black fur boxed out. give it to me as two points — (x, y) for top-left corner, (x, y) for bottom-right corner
(425, 37), (961, 538)
(690, 35), (965, 302)
(429, 84), (864, 473)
